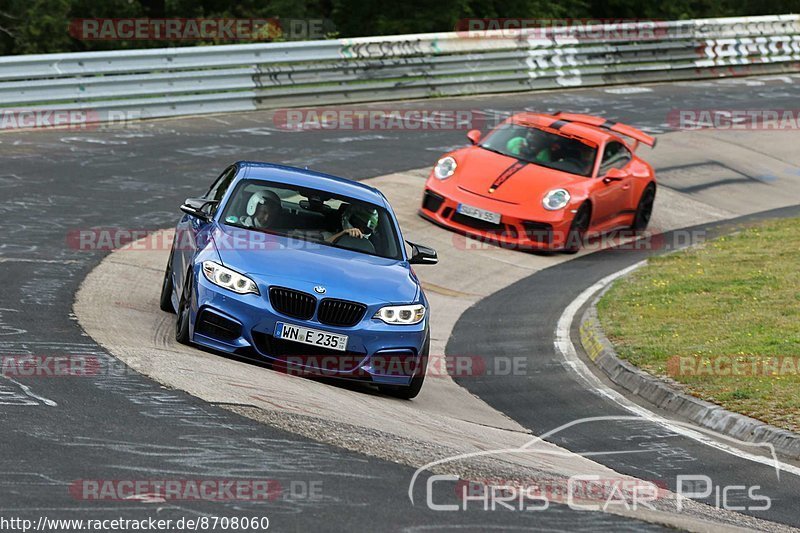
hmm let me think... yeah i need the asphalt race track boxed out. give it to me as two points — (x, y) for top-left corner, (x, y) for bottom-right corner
(449, 206), (800, 528)
(2, 75), (800, 531)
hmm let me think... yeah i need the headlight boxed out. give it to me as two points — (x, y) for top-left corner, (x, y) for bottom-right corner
(374, 304), (426, 325)
(542, 189), (571, 211)
(433, 156), (457, 180)
(202, 261), (259, 295)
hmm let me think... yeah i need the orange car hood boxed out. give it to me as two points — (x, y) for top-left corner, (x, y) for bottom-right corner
(454, 147), (585, 204)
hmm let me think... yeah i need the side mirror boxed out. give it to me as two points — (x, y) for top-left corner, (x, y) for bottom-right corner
(602, 168), (627, 184)
(407, 241), (438, 265)
(180, 197), (217, 222)
(466, 129), (482, 145)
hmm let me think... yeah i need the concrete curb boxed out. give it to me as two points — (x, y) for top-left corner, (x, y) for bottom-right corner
(579, 292), (800, 461)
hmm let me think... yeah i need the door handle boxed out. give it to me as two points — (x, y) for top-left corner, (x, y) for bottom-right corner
(622, 183), (631, 190)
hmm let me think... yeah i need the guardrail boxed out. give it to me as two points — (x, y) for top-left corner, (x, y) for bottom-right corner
(1, 15), (799, 128)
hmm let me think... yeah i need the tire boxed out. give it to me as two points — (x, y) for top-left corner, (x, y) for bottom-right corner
(175, 269), (193, 345)
(379, 335), (429, 400)
(159, 252), (175, 313)
(631, 183), (656, 232)
(563, 203), (591, 254)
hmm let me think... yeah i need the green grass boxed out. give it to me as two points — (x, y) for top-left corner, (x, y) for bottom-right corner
(597, 217), (800, 433)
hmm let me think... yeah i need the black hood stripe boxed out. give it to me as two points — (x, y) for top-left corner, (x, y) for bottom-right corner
(488, 160), (528, 193)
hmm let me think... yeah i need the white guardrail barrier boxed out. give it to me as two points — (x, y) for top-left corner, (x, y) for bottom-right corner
(0, 15), (799, 128)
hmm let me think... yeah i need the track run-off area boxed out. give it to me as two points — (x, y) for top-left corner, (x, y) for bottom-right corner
(3, 75), (800, 531)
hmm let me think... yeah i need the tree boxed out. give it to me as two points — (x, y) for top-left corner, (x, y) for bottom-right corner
(0, 0), (796, 55)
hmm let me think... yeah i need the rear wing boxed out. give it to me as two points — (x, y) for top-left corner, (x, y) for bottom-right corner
(552, 112), (657, 149)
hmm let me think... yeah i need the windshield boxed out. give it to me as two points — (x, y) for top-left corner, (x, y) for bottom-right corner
(220, 179), (403, 260)
(479, 123), (597, 177)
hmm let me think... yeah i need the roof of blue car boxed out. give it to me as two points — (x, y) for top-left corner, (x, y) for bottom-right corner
(236, 161), (387, 206)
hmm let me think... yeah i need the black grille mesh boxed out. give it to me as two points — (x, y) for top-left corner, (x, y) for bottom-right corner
(318, 298), (367, 327)
(269, 287), (316, 320)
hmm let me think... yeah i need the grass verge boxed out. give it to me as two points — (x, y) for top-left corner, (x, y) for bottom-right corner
(597, 217), (800, 433)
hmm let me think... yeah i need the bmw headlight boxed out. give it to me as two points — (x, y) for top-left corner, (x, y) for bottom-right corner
(374, 304), (426, 325)
(542, 189), (571, 211)
(202, 261), (259, 295)
(433, 156), (457, 180)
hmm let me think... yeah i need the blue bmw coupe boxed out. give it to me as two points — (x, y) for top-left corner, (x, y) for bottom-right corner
(160, 162), (438, 399)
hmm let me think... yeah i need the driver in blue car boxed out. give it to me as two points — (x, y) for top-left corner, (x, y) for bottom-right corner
(326, 205), (379, 243)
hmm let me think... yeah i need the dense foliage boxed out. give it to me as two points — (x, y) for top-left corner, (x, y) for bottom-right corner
(1, 0), (798, 55)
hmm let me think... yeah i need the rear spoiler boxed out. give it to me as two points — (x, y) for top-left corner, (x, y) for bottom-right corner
(552, 112), (657, 149)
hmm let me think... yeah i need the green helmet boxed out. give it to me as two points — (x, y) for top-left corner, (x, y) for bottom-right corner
(343, 205), (379, 235)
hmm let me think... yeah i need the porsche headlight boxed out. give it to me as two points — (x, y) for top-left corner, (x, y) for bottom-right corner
(202, 261), (259, 295)
(542, 189), (571, 211)
(433, 156), (457, 180)
(374, 304), (426, 325)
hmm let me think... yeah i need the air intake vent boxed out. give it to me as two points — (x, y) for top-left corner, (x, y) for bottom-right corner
(422, 191), (445, 213)
(522, 221), (553, 244)
(195, 310), (241, 341)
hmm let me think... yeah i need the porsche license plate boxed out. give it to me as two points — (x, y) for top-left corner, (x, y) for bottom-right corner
(275, 322), (348, 352)
(457, 203), (501, 225)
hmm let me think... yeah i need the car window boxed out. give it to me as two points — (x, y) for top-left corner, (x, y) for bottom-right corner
(220, 179), (403, 260)
(205, 166), (237, 205)
(479, 123), (597, 177)
(599, 141), (631, 176)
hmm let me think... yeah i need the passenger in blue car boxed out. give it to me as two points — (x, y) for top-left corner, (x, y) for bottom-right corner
(240, 190), (282, 229)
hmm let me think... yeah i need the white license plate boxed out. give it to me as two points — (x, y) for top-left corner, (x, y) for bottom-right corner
(274, 322), (348, 352)
(457, 203), (501, 225)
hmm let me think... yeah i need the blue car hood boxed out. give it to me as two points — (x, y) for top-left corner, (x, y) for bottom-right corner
(211, 224), (419, 305)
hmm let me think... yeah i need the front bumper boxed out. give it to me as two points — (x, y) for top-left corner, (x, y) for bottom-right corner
(189, 273), (428, 386)
(419, 183), (575, 251)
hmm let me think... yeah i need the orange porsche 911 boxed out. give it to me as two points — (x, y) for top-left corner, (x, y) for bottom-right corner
(419, 112), (657, 253)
